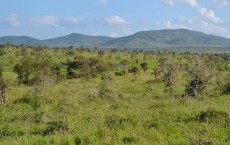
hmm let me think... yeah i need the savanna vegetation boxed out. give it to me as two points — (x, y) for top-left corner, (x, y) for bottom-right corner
(0, 44), (229, 145)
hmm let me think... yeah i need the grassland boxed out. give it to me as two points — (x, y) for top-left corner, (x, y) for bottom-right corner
(0, 45), (229, 145)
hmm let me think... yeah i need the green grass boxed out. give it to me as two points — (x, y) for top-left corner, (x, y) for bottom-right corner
(0, 46), (229, 145)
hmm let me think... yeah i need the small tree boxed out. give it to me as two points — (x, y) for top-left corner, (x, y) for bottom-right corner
(159, 58), (178, 87)
(159, 58), (178, 95)
(140, 62), (148, 73)
(152, 67), (161, 80)
(0, 75), (8, 105)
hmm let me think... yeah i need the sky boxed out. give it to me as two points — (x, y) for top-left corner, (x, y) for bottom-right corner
(0, 0), (230, 39)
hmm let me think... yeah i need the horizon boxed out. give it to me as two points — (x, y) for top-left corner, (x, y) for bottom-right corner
(0, 0), (230, 39)
(1, 28), (230, 40)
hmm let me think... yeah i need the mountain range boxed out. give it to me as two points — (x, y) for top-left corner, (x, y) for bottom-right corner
(1, 29), (230, 49)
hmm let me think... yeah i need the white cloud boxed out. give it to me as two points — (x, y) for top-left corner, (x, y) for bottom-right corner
(177, 16), (193, 24)
(101, 15), (129, 26)
(201, 21), (227, 33)
(61, 17), (86, 27)
(37, 16), (58, 28)
(164, 20), (191, 29)
(122, 29), (132, 35)
(198, 8), (223, 23)
(5, 15), (21, 27)
(109, 32), (118, 37)
(212, 0), (230, 8)
(162, 0), (199, 7)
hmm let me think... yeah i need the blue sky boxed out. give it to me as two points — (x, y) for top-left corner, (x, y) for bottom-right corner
(0, 0), (230, 39)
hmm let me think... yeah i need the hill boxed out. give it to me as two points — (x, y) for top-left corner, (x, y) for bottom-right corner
(0, 36), (42, 45)
(43, 33), (114, 47)
(101, 29), (230, 48)
(0, 29), (230, 49)
(0, 34), (113, 47)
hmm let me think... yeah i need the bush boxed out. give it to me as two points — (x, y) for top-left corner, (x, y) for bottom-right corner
(122, 137), (136, 144)
(0, 125), (24, 138)
(196, 108), (228, 123)
(43, 121), (70, 135)
(74, 137), (82, 145)
(115, 71), (126, 76)
(104, 115), (136, 129)
(222, 82), (230, 95)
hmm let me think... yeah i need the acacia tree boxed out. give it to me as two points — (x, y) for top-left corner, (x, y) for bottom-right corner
(159, 58), (178, 94)
(13, 57), (35, 85)
(14, 57), (61, 86)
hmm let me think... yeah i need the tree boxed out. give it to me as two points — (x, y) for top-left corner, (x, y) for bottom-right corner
(152, 67), (161, 80)
(159, 58), (178, 94)
(140, 62), (148, 73)
(0, 75), (8, 105)
(14, 57), (59, 86)
(159, 58), (178, 88)
(13, 57), (35, 85)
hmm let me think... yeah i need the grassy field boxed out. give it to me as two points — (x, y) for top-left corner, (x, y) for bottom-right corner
(0, 45), (229, 145)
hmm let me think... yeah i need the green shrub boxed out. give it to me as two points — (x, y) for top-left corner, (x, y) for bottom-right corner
(0, 125), (24, 138)
(122, 137), (136, 144)
(222, 82), (230, 95)
(104, 115), (136, 129)
(196, 108), (228, 123)
(114, 71), (126, 76)
(74, 137), (82, 145)
(43, 121), (70, 135)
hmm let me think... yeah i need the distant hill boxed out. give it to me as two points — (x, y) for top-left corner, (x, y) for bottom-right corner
(43, 33), (114, 47)
(0, 36), (42, 45)
(101, 29), (230, 48)
(0, 29), (230, 49)
(0, 34), (114, 47)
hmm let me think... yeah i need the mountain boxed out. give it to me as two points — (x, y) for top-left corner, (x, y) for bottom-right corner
(101, 29), (230, 48)
(43, 33), (114, 47)
(0, 29), (230, 49)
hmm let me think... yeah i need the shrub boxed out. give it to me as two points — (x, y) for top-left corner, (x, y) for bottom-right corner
(0, 125), (24, 138)
(114, 71), (126, 76)
(196, 108), (228, 123)
(122, 137), (136, 144)
(104, 115), (136, 129)
(74, 137), (82, 145)
(43, 121), (70, 135)
(222, 82), (230, 95)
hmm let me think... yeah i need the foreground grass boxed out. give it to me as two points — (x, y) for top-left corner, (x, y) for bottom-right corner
(1, 78), (229, 145)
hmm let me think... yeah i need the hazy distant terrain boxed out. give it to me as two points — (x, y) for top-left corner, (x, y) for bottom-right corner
(1, 29), (230, 50)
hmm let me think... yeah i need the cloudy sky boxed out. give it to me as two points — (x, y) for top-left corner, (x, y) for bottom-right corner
(0, 0), (230, 39)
